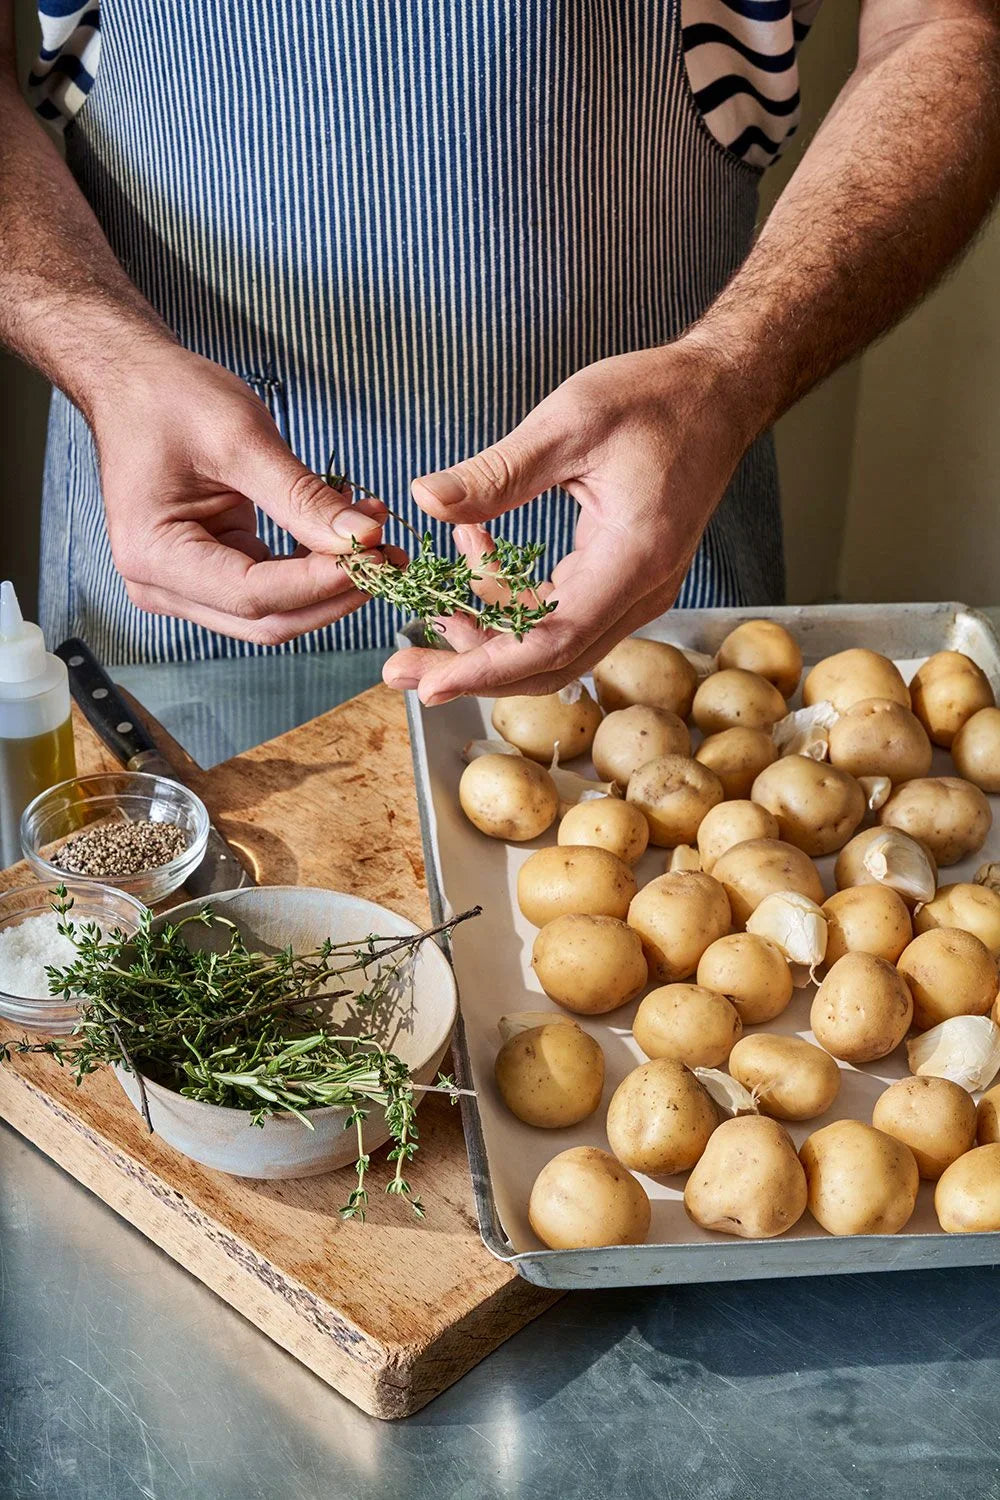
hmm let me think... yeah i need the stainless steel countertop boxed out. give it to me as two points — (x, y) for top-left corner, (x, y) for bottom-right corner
(3, 635), (1000, 1500)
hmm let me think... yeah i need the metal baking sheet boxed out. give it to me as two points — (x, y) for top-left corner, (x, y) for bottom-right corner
(401, 603), (1000, 1290)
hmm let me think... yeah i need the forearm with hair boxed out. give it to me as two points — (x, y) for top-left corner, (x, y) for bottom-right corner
(688, 11), (1000, 436)
(0, 16), (174, 420)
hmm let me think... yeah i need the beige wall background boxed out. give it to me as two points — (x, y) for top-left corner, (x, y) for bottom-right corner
(2, 4), (998, 623)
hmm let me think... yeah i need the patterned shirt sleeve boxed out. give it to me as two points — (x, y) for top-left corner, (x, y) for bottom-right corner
(28, 2), (101, 129)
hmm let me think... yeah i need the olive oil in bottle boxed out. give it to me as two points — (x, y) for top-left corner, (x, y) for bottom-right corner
(0, 582), (76, 867)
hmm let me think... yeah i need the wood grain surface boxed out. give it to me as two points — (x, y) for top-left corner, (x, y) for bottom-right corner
(0, 692), (557, 1419)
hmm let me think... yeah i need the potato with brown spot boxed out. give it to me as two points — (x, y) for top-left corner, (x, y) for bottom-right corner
(459, 754), (559, 841)
(592, 638), (698, 717)
(697, 800), (780, 874)
(517, 845), (637, 928)
(491, 686), (602, 763)
(591, 705), (690, 788)
(977, 1083), (1000, 1145)
(626, 754), (724, 848)
(684, 1115), (807, 1238)
(696, 932), (793, 1025)
(827, 698), (932, 784)
(729, 1034), (841, 1121)
(750, 755), (866, 857)
(606, 1058), (718, 1175)
(695, 727), (778, 800)
(896, 927), (998, 1030)
(691, 669), (787, 735)
(822, 885), (912, 965)
(632, 984), (742, 1069)
(935, 1144), (1000, 1233)
(879, 776), (992, 866)
(952, 707), (1000, 793)
(716, 619), (803, 700)
(529, 1147), (651, 1249)
(531, 914), (648, 1015)
(810, 952), (913, 1063)
(627, 871), (731, 983)
(872, 1076), (977, 1180)
(557, 797), (649, 865)
(800, 1120), (919, 1235)
(495, 1022), (605, 1128)
(910, 650), (995, 748)
(803, 649), (910, 714)
(914, 883), (1000, 959)
(710, 838), (825, 926)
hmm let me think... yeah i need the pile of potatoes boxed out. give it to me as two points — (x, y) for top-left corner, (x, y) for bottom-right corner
(457, 623), (1000, 1251)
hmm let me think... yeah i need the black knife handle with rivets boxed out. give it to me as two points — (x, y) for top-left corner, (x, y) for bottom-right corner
(55, 637), (171, 774)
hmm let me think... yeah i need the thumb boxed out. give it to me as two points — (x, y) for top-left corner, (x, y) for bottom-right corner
(232, 438), (386, 555)
(412, 415), (562, 524)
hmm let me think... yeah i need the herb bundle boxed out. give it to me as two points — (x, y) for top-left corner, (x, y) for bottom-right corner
(2, 893), (480, 1220)
(323, 456), (556, 640)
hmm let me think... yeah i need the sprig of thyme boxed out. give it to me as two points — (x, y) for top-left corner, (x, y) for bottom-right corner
(323, 453), (556, 640)
(1, 891), (479, 1219)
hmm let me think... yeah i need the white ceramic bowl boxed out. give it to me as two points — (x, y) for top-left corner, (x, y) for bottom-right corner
(112, 886), (458, 1178)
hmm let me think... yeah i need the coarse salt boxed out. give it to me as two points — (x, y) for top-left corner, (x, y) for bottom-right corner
(0, 911), (88, 999)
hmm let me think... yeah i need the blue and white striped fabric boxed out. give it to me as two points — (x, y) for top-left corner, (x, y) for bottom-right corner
(37, 3), (788, 664)
(29, 2), (99, 126)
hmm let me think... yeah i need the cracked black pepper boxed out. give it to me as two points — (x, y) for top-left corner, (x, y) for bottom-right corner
(54, 819), (189, 878)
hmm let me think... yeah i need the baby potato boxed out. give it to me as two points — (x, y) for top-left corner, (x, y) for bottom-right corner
(532, 914), (648, 1015)
(495, 1022), (605, 1128)
(591, 705), (691, 788)
(872, 1075), (977, 1180)
(810, 952), (913, 1063)
(694, 726), (779, 801)
(710, 837), (825, 927)
(696, 932), (794, 1025)
(697, 800), (780, 874)
(803, 649), (910, 714)
(827, 698), (933, 785)
(592, 637), (698, 717)
(952, 706), (1000, 792)
(914, 882), (1000, 958)
(729, 1033), (842, 1122)
(627, 871), (732, 983)
(459, 754), (559, 841)
(833, 825), (938, 907)
(529, 1146), (651, 1249)
(684, 1115), (807, 1239)
(606, 1058), (718, 1175)
(558, 797), (650, 865)
(977, 1083), (1000, 1145)
(716, 619), (803, 700)
(910, 650), (995, 748)
(626, 755), (724, 848)
(879, 776), (992, 867)
(517, 846), (637, 928)
(750, 755), (866, 858)
(633, 984), (742, 1069)
(799, 1120), (919, 1235)
(935, 1143), (1000, 1233)
(896, 927), (998, 1030)
(491, 685), (602, 764)
(822, 885), (912, 965)
(691, 669), (787, 736)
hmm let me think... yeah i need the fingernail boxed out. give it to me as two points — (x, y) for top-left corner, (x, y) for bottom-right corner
(422, 689), (456, 708)
(334, 509), (382, 542)
(421, 471), (466, 507)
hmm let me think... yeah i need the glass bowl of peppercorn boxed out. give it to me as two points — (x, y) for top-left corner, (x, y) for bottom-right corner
(20, 772), (211, 907)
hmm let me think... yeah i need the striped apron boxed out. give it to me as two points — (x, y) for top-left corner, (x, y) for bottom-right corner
(38, 2), (785, 664)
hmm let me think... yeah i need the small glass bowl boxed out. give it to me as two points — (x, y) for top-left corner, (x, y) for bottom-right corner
(0, 881), (147, 1033)
(20, 771), (210, 907)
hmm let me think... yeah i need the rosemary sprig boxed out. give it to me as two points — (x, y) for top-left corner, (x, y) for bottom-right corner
(1, 891), (480, 1220)
(323, 452), (556, 640)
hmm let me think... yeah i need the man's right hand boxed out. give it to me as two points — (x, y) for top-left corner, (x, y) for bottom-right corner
(90, 347), (395, 645)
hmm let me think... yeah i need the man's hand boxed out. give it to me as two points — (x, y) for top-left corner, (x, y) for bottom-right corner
(91, 348), (398, 645)
(382, 343), (753, 703)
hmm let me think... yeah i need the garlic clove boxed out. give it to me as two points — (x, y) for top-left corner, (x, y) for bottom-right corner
(668, 845), (703, 873)
(547, 744), (617, 814)
(693, 1068), (759, 1118)
(747, 891), (828, 971)
(680, 648), (718, 682)
(862, 830), (937, 906)
(789, 962), (815, 990)
(558, 680), (584, 705)
(462, 738), (522, 762)
(858, 775), (892, 813)
(976, 861), (1000, 895)
(907, 1015), (1000, 1093)
(497, 1010), (580, 1043)
(772, 702), (839, 761)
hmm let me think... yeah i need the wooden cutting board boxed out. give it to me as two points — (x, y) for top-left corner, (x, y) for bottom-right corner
(0, 689), (557, 1419)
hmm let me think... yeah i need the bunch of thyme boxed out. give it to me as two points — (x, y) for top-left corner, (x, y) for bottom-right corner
(1, 892), (479, 1220)
(323, 454), (556, 640)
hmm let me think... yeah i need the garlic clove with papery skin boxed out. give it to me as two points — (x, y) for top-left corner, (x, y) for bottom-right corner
(668, 845), (703, 873)
(772, 702), (839, 761)
(862, 830), (937, 906)
(907, 1015), (1000, 1093)
(680, 648), (718, 683)
(693, 1068), (759, 1118)
(548, 743), (617, 815)
(858, 775), (892, 814)
(558, 680), (585, 705)
(462, 738), (522, 762)
(976, 861), (1000, 895)
(497, 1011), (580, 1043)
(747, 891), (828, 971)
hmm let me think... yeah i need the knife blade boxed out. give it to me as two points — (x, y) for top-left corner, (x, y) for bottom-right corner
(55, 637), (255, 896)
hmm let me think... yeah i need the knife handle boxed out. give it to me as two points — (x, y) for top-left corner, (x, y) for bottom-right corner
(56, 637), (169, 773)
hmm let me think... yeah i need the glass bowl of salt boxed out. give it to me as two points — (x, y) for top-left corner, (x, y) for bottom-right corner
(0, 882), (146, 1033)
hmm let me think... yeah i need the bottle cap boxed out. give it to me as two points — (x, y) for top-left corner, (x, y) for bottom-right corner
(0, 581), (48, 685)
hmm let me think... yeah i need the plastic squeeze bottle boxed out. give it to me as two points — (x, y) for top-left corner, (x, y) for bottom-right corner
(0, 582), (76, 867)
